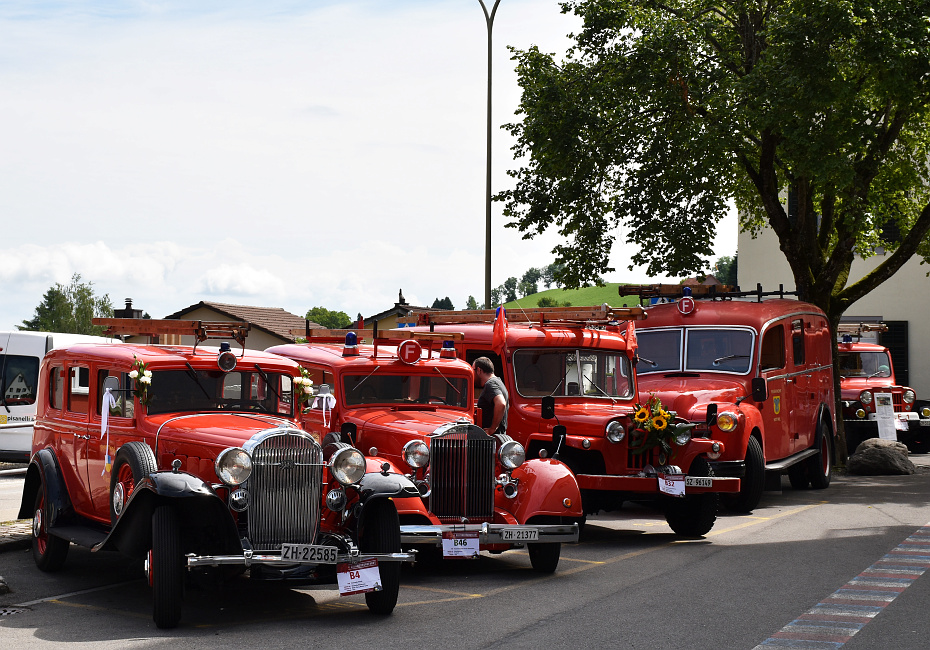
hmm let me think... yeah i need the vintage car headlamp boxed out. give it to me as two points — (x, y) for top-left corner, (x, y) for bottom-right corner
(326, 488), (348, 512)
(217, 342), (237, 373)
(403, 440), (430, 468)
(922, 407), (930, 418)
(330, 447), (366, 485)
(716, 411), (739, 433)
(215, 447), (252, 486)
(605, 420), (626, 443)
(859, 390), (874, 406)
(856, 408), (867, 419)
(707, 441), (722, 460)
(498, 440), (526, 470)
(229, 488), (250, 512)
(673, 428), (691, 446)
(903, 389), (916, 405)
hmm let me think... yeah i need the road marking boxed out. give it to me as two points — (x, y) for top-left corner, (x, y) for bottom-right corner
(753, 521), (930, 649)
(14, 580), (141, 607)
(707, 502), (827, 537)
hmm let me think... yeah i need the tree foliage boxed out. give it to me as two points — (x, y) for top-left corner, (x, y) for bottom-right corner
(431, 297), (454, 310)
(305, 306), (352, 330)
(466, 295), (479, 310)
(714, 254), (738, 286)
(500, 0), (930, 323)
(19, 274), (113, 334)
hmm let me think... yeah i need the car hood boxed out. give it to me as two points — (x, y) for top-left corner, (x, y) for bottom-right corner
(348, 407), (468, 438)
(637, 376), (748, 420)
(840, 377), (895, 401)
(148, 412), (302, 450)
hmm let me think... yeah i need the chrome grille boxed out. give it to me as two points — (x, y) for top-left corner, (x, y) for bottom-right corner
(429, 424), (495, 520)
(246, 430), (323, 550)
(892, 392), (904, 410)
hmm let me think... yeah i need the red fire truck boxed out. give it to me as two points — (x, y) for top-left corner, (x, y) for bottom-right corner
(401, 306), (739, 538)
(631, 285), (837, 513)
(837, 322), (930, 453)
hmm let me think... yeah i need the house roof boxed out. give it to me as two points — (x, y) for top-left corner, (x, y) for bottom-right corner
(164, 301), (321, 343)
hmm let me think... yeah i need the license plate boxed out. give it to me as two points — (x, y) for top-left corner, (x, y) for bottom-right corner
(921, 420), (930, 427)
(281, 544), (339, 563)
(500, 528), (539, 542)
(685, 477), (713, 488)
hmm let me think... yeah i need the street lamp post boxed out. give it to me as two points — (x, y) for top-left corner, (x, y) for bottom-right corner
(479, 0), (501, 309)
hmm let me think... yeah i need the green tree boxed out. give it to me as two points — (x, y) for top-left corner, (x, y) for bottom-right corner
(537, 296), (572, 308)
(502, 277), (519, 303)
(500, 0), (930, 317)
(714, 255), (738, 287)
(466, 295), (479, 310)
(519, 267), (543, 297)
(431, 297), (454, 310)
(305, 306), (352, 330)
(19, 274), (113, 334)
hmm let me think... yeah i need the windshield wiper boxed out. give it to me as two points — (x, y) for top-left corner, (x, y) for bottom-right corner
(712, 354), (749, 366)
(254, 364), (282, 403)
(637, 356), (658, 368)
(432, 366), (462, 396)
(351, 366), (380, 392)
(185, 363), (213, 400)
(581, 372), (616, 404)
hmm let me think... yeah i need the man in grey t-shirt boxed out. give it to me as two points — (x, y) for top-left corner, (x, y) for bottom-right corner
(473, 356), (508, 435)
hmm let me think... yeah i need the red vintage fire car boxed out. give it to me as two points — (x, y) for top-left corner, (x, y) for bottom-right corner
(632, 285), (837, 512)
(837, 323), (930, 453)
(18, 319), (416, 628)
(401, 307), (740, 538)
(266, 330), (581, 572)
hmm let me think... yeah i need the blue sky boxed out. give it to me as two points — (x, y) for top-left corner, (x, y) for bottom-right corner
(0, 0), (736, 328)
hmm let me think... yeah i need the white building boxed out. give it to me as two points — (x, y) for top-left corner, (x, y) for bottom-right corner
(739, 226), (930, 395)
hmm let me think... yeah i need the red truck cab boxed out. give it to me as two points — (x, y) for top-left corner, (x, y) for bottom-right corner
(267, 330), (581, 572)
(402, 306), (740, 538)
(632, 285), (837, 512)
(837, 323), (930, 453)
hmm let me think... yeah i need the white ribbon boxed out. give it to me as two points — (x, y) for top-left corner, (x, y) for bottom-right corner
(311, 393), (336, 428)
(100, 388), (117, 476)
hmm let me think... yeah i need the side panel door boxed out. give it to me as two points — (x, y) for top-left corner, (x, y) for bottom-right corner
(758, 323), (791, 461)
(787, 318), (814, 454)
(59, 364), (95, 518)
(88, 368), (137, 517)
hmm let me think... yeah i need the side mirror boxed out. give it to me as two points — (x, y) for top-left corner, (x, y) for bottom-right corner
(552, 424), (566, 447)
(541, 395), (555, 420)
(705, 403), (718, 427)
(751, 377), (768, 402)
(102, 376), (120, 393)
(340, 422), (357, 446)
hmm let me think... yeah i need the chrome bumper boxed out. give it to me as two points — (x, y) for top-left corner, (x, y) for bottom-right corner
(186, 550), (415, 569)
(399, 521), (579, 546)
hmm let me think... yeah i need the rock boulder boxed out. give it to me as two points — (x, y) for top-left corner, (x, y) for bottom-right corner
(847, 438), (916, 475)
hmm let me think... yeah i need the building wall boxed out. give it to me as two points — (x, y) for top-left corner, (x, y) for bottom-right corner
(739, 227), (930, 394)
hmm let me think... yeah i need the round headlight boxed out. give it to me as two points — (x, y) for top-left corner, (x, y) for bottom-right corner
(860, 390), (873, 405)
(673, 428), (691, 446)
(922, 407), (930, 418)
(215, 447), (252, 486)
(330, 447), (366, 485)
(856, 408), (867, 419)
(716, 411), (739, 433)
(218, 350), (237, 373)
(498, 440), (526, 470)
(403, 440), (430, 468)
(707, 441), (722, 460)
(606, 421), (626, 443)
(903, 390), (916, 405)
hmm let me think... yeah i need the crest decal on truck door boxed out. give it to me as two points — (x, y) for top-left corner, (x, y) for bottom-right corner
(773, 396), (781, 415)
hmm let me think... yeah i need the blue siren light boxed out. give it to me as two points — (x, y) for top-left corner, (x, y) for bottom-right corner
(345, 332), (358, 346)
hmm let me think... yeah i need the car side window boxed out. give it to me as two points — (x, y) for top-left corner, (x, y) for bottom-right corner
(96, 369), (134, 418)
(67, 366), (90, 414)
(49, 366), (64, 410)
(791, 319), (806, 365)
(760, 325), (785, 371)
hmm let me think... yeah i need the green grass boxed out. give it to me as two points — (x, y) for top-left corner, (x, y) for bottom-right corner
(503, 283), (643, 310)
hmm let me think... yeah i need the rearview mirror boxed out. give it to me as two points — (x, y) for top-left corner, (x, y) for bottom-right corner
(705, 403), (718, 427)
(541, 396), (555, 420)
(340, 422), (357, 445)
(552, 424), (566, 447)
(751, 377), (768, 402)
(102, 376), (120, 393)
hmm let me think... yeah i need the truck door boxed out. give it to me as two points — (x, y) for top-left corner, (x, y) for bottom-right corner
(59, 364), (96, 517)
(88, 368), (136, 516)
(787, 318), (815, 453)
(757, 323), (791, 461)
(298, 364), (335, 443)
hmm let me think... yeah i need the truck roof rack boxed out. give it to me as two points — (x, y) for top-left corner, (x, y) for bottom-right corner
(836, 322), (888, 341)
(623, 283), (797, 304)
(92, 318), (250, 354)
(397, 305), (646, 327)
(285, 328), (466, 360)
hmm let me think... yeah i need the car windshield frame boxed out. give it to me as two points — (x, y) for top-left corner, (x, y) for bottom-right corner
(146, 367), (295, 416)
(511, 348), (634, 399)
(637, 326), (756, 376)
(341, 371), (471, 408)
(838, 350), (893, 379)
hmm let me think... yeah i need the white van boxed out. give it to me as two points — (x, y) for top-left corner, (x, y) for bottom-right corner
(0, 331), (118, 462)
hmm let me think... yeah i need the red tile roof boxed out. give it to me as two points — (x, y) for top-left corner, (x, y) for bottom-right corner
(165, 301), (321, 343)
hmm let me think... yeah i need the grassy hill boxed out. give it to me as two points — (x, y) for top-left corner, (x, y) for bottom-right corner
(503, 283), (644, 310)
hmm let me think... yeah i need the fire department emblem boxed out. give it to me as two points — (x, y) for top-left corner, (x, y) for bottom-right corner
(773, 396), (781, 415)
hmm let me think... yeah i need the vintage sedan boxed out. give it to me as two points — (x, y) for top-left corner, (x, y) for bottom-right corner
(267, 330), (581, 572)
(18, 319), (416, 628)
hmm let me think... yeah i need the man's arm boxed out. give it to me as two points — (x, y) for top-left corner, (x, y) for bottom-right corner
(486, 394), (506, 435)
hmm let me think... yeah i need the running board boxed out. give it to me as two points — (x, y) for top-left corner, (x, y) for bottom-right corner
(764, 448), (819, 472)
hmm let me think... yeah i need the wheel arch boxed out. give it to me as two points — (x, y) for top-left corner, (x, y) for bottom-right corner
(18, 448), (74, 526)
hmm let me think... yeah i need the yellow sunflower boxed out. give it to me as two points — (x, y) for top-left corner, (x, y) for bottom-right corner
(634, 407), (649, 423)
(651, 415), (668, 431)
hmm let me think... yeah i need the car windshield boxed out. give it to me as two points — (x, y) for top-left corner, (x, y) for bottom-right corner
(638, 328), (754, 374)
(1, 354), (39, 406)
(146, 368), (294, 416)
(342, 372), (470, 407)
(511, 349), (634, 399)
(838, 351), (892, 378)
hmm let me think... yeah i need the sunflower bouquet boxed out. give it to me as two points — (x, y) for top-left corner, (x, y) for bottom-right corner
(629, 394), (696, 460)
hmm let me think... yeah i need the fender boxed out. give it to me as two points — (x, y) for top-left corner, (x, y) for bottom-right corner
(17, 447), (75, 527)
(503, 458), (583, 522)
(97, 470), (238, 558)
(356, 459), (421, 502)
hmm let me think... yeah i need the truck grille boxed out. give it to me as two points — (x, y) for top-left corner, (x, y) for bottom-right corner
(627, 447), (657, 470)
(429, 424), (495, 521)
(246, 430), (323, 550)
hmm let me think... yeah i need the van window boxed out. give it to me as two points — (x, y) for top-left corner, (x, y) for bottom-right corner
(68, 366), (90, 414)
(1, 354), (40, 406)
(464, 350), (504, 379)
(96, 369), (134, 418)
(760, 325), (786, 370)
(49, 366), (65, 410)
(791, 319), (806, 365)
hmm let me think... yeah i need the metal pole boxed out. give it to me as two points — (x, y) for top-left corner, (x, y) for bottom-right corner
(479, 0), (501, 309)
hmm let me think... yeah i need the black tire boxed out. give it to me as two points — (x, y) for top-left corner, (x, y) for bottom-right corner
(359, 499), (401, 615)
(787, 463), (810, 490)
(31, 482), (69, 572)
(110, 441), (157, 524)
(528, 542), (561, 573)
(152, 505), (184, 629)
(724, 436), (765, 513)
(807, 421), (832, 490)
(665, 457), (717, 537)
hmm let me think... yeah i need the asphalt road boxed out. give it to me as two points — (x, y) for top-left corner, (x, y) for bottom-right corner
(2, 461), (930, 649)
